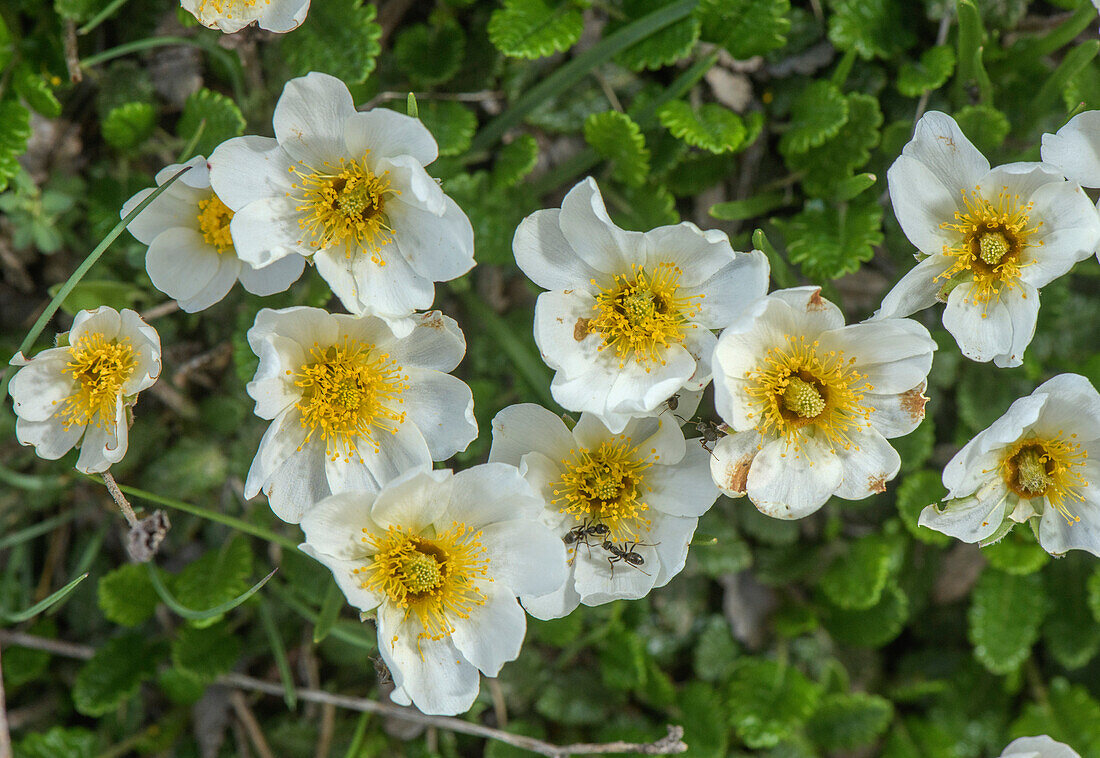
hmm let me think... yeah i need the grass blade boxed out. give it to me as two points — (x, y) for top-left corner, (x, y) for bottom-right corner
(258, 597), (298, 709)
(0, 572), (89, 624)
(147, 564), (277, 621)
(313, 580), (344, 644)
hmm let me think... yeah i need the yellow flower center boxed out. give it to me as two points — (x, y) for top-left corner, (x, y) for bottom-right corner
(553, 438), (653, 542)
(288, 152), (398, 264)
(59, 333), (137, 432)
(293, 336), (408, 462)
(197, 0), (270, 20)
(196, 194), (235, 255)
(358, 523), (489, 646)
(589, 262), (703, 366)
(936, 185), (1043, 309)
(745, 335), (873, 450)
(999, 436), (1088, 525)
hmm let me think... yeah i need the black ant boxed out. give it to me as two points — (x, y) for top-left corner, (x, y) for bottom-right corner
(660, 393), (680, 415)
(601, 540), (656, 577)
(563, 519), (610, 547)
(673, 415), (726, 458)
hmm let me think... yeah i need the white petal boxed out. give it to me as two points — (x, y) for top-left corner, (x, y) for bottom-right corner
(258, 0), (310, 33)
(903, 111), (990, 194)
(639, 222), (736, 286)
(746, 435), (843, 519)
(300, 491), (378, 560)
(323, 455), (385, 499)
(918, 481), (1012, 544)
(344, 108), (438, 169)
(1041, 110), (1100, 188)
(118, 309), (161, 393)
(942, 284), (1013, 364)
(229, 195), (311, 268)
(383, 310), (466, 372)
(872, 254), (954, 320)
(690, 249), (770, 329)
(833, 428), (902, 500)
(769, 286), (845, 334)
(1030, 373), (1100, 441)
(450, 583), (527, 677)
(175, 252), (241, 313)
(820, 318), (936, 395)
(273, 73), (356, 165)
(1001, 735), (1081, 758)
(710, 430), (765, 497)
(8, 349), (73, 422)
(1038, 485), (1100, 557)
(1021, 179), (1100, 287)
(866, 382), (929, 439)
(633, 413), (687, 466)
(992, 282), (1040, 369)
(521, 573), (582, 621)
(314, 245), (435, 325)
(650, 512), (699, 589)
(981, 162), (1064, 204)
(387, 189), (475, 282)
(245, 408), (306, 491)
(145, 228), (221, 304)
(558, 177), (645, 274)
(488, 403), (575, 467)
(298, 545), (383, 612)
(248, 306), (338, 356)
(75, 401), (127, 473)
(887, 154), (962, 255)
(237, 255), (306, 296)
(572, 536), (659, 604)
(15, 415), (83, 460)
(123, 187), (198, 245)
(478, 518), (568, 598)
(360, 422), (434, 490)
(532, 289), (602, 376)
(402, 369), (477, 461)
(71, 306), (122, 343)
(644, 444), (720, 517)
(207, 136), (289, 211)
(513, 208), (602, 291)
(259, 438), (333, 523)
(681, 326), (716, 391)
(444, 464), (541, 528)
(368, 467), (452, 532)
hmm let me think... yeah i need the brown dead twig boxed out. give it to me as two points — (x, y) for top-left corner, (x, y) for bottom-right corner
(101, 472), (171, 562)
(0, 631), (688, 758)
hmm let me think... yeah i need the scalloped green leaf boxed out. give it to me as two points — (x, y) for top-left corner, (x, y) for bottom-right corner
(658, 101), (748, 154)
(954, 103), (1010, 153)
(170, 537), (253, 628)
(72, 633), (161, 717)
(282, 0), (381, 84)
(492, 134), (539, 188)
(171, 621), (241, 682)
(779, 80), (849, 156)
(418, 101), (477, 157)
(807, 693), (894, 751)
(827, 0), (915, 60)
(982, 531), (1050, 575)
(97, 563), (158, 627)
(14, 727), (97, 758)
(102, 102), (156, 150)
(488, 0), (584, 60)
(820, 535), (894, 611)
(1042, 557), (1100, 670)
(1, 100), (32, 193)
(968, 569), (1048, 675)
(177, 88), (245, 159)
(726, 658), (822, 749)
(613, 0), (700, 71)
(897, 45), (956, 97)
(679, 682), (729, 758)
(13, 66), (62, 118)
(775, 197), (882, 280)
(394, 19), (466, 86)
(895, 470), (951, 546)
(786, 92), (881, 197)
(823, 584), (909, 647)
(696, 0), (790, 59)
(584, 110), (650, 187)
(1010, 678), (1100, 755)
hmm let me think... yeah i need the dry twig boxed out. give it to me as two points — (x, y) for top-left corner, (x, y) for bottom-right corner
(0, 642), (12, 758)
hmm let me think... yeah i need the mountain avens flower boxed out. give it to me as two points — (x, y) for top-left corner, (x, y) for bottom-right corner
(489, 403), (719, 618)
(9, 307), (161, 473)
(1000, 736), (1081, 758)
(180, 0), (310, 34)
(919, 373), (1100, 557)
(122, 156), (305, 312)
(512, 177), (769, 434)
(876, 111), (1100, 367)
(209, 73), (474, 336)
(299, 464), (567, 715)
(244, 306), (477, 523)
(711, 287), (936, 519)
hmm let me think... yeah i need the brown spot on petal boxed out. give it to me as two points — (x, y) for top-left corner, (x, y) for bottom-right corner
(722, 455), (754, 495)
(900, 383), (929, 422)
(806, 289), (826, 310)
(868, 474), (887, 494)
(574, 317), (591, 341)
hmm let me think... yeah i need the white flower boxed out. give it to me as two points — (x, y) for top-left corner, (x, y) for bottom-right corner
(299, 464), (567, 716)
(711, 287), (936, 519)
(1000, 736), (1081, 758)
(122, 156), (306, 313)
(208, 73), (475, 336)
(8, 307), (161, 474)
(919, 373), (1100, 557)
(513, 177), (770, 434)
(488, 403), (719, 618)
(244, 306), (477, 523)
(876, 111), (1100, 368)
(1041, 110), (1100, 190)
(180, 0), (309, 34)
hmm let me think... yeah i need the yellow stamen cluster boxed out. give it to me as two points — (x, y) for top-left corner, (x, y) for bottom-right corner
(196, 194), (235, 254)
(59, 333), (137, 432)
(936, 185), (1043, 311)
(745, 335), (872, 451)
(293, 336), (408, 462)
(287, 152), (398, 264)
(590, 262), (702, 367)
(358, 522), (490, 647)
(999, 435), (1088, 525)
(553, 437), (653, 542)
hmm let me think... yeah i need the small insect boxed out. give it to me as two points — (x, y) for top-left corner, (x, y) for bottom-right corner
(371, 656), (392, 686)
(601, 540), (655, 577)
(660, 394), (680, 414)
(563, 521), (610, 562)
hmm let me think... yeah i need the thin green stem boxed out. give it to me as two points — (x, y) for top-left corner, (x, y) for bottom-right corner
(259, 597), (298, 709)
(77, 0), (133, 35)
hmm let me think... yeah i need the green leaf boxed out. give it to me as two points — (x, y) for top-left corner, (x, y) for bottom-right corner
(710, 191), (787, 222)
(171, 621), (241, 682)
(779, 81), (849, 156)
(584, 111), (651, 187)
(678, 683), (729, 758)
(0, 100), (32, 194)
(394, 19), (466, 86)
(1089, 564), (1100, 623)
(968, 569), (1048, 675)
(72, 633), (161, 716)
(177, 88), (246, 159)
(697, 0), (790, 59)
(786, 92), (882, 197)
(47, 279), (143, 317)
(418, 101), (477, 158)
(493, 134), (539, 188)
(54, 0), (104, 22)
(895, 470), (951, 546)
(14, 727), (97, 758)
(13, 66), (62, 118)
(727, 659), (821, 749)
(1, 572), (89, 623)
(613, 0), (700, 71)
(819, 535), (894, 610)
(775, 198), (882, 281)
(169, 537), (253, 627)
(1010, 678), (1100, 756)
(953, 104), (1010, 153)
(1043, 557), (1100, 670)
(658, 101), (749, 154)
(897, 45), (956, 97)
(101, 102), (157, 150)
(827, 0), (915, 60)
(806, 693), (893, 751)
(599, 626), (648, 692)
(982, 531), (1050, 575)
(693, 615), (740, 683)
(281, 0), (382, 84)
(487, 0), (584, 60)
(97, 563), (158, 627)
(823, 584), (909, 647)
